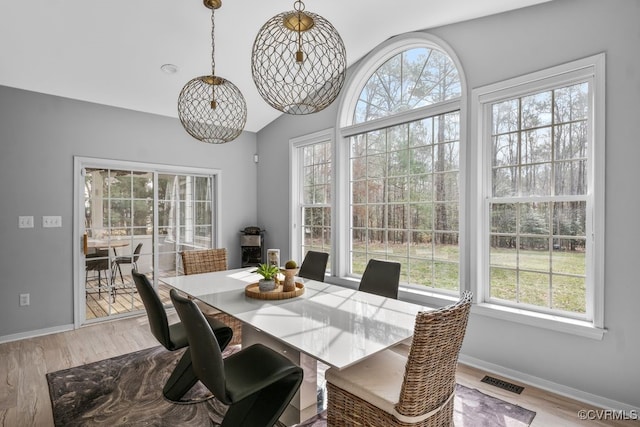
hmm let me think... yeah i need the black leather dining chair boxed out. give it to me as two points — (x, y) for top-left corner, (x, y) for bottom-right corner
(358, 259), (401, 299)
(170, 289), (303, 427)
(131, 269), (233, 402)
(298, 250), (329, 282)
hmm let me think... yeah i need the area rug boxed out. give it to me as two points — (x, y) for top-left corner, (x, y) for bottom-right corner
(47, 346), (536, 426)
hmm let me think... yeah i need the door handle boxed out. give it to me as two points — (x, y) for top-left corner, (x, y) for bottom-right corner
(83, 234), (88, 255)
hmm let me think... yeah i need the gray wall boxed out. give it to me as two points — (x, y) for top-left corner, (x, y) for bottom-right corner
(0, 86), (258, 337)
(256, 0), (640, 409)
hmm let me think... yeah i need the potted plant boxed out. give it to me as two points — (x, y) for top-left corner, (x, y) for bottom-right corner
(255, 263), (280, 292)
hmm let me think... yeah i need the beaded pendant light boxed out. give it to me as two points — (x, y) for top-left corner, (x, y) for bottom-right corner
(251, 0), (346, 115)
(178, 0), (247, 144)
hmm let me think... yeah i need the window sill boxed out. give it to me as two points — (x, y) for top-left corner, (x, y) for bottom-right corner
(327, 279), (605, 340)
(473, 303), (606, 340)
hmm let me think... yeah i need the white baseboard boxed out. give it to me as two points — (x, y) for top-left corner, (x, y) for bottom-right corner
(458, 353), (639, 413)
(0, 324), (74, 344)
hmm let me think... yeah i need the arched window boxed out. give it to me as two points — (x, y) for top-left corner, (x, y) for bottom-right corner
(338, 33), (465, 294)
(353, 47), (461, 124)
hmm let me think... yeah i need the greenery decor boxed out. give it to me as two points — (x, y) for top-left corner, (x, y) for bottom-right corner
(284, 260), (298, 269)
(255, 263), (280, 281)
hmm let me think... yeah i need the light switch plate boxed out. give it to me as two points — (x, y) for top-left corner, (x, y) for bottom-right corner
(42, 216), (62, 228)
(18, 216), (34, 228)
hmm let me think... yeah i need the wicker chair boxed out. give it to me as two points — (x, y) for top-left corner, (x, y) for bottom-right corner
(180, 248), (242, 346)
(326, 291), (473, 427)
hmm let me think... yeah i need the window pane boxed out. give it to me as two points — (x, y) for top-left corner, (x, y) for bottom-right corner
(521, 91), (552, 129)
(300, 138), (332, 269)
(485, 72), (594, 318)
(554, 122), (588, 161)
(492, 166), (518, 197)
(493, 133), (518, 167)
(491, 203), (517, 233)
(490, 239), (517, 268)
(521, 128), (551, 164)
(490, 267), (517, 301)
(553, 202), (586, 237)
(492, 99), (519, 134)
(410, 146), (433, 174)
(409, 175), (432, 202)
(354, 48), (461, 124)
(519, 238), (550, 272)
(555, 160), (587, 196)
(409, 203), (432, 230)
(519, 271), (550, 307)
(520, 163), (552, 196)
(552, 275), (586, 313)
(349, 48), (460, 292)
(554, 83), (588, 123)
(520, 202), (550, 235)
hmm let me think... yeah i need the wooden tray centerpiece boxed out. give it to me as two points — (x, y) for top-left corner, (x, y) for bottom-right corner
(245, 281), (305, 300)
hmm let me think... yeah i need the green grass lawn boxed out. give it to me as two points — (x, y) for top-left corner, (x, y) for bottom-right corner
(350, 242), (586, 313)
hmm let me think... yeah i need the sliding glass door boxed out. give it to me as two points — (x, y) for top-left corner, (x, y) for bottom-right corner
(74, 158), (219, 326)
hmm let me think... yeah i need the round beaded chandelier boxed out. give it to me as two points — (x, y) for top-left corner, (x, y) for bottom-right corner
(251, 0), (346, 115)
(178, 0), (247, 144)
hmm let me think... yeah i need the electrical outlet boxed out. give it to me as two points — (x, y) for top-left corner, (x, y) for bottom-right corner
(42, 215), (62, 228)
(18, 216), (34, 228)
(19, 293), (30, 306)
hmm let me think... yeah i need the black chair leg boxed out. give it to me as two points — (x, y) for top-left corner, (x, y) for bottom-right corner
(163, 323), (232, 402)
(117, 262), (124, 283)
(163, 349), (200, 402)
(221, 370), (303, 427)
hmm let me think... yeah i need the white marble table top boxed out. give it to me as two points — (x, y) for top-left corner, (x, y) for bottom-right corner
(161, 268), (432, 370)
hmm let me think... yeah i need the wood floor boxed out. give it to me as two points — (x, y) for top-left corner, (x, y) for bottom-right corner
(85, 274), (172, 320)
(0, 314), (632, 427)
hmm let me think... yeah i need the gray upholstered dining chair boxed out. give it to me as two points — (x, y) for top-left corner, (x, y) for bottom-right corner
(297, 250), (329, 282)
(170, 289), (304, 427)
(326, 291), (473, 427)
(131, 269), (233, 402)
(358, 258), (402, 299)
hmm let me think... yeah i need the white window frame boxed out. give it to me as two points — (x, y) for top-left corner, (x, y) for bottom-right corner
(289, 128), (335, 267)
(471, 54), (606, 339)
(335, 32), (467, 297)
(73, 156), (222, 327)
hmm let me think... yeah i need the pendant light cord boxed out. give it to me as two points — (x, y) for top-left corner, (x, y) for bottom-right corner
(211, 8), (216, 76)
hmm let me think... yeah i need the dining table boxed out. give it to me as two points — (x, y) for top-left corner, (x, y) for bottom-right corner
(160, 267), (432, 425)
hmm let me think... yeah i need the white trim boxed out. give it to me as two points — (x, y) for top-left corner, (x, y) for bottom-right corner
(471, 53), (605, 329)
(472, 303), (605, 340)
(458, 354), (639, 414)
(0, 324), (74, 344)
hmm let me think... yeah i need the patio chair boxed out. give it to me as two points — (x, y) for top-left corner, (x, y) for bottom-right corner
(85, 249), (113, 301)
(358, 258), (401, 299)
(131, 269), (233, 402)
(112, 242), (143, 283)
(297, 250), (329, 282)
(171, 289), (303, 427)
(180, 248), (242, 346)
(326, 291), (473, 427)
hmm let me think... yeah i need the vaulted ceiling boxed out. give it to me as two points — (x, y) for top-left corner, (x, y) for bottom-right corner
(0, 0), (551, 132)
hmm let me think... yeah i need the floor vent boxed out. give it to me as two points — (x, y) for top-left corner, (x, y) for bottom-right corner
(480, 375), (524, 394)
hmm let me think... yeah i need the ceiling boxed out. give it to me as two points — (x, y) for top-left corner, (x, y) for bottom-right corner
(0, 0), (551, 133)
